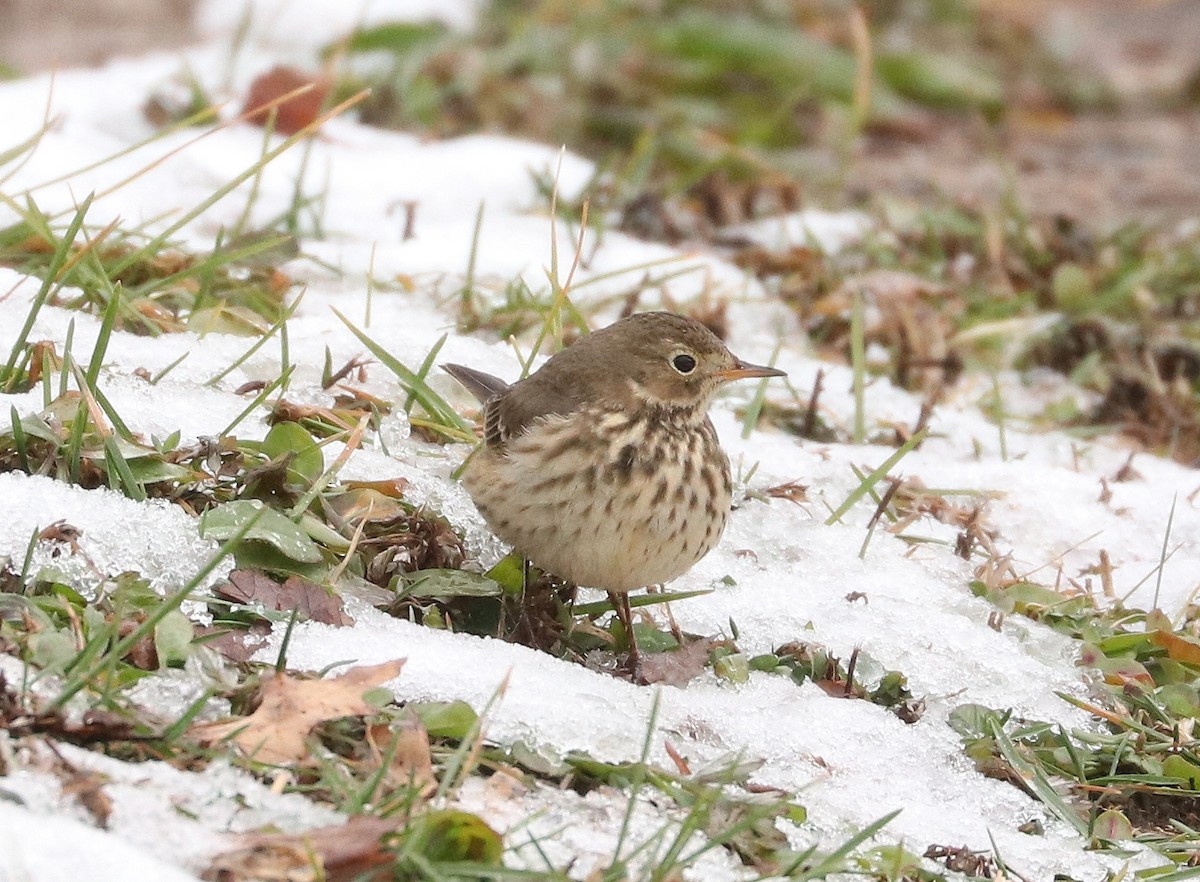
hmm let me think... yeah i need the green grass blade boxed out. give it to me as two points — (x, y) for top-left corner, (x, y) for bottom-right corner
(50, 505), (267, 710)
(406, 333), (449, 415)
(825, 430), (926, 525)
(990, 719), (1089, 836)
(2, 193), (93, 390)
(333, 308), (474, 438)
(850, 286), (866, 444)
(102, 435), (146, 501)
(205, 290), (305, 387)
(9, 406), (31, 472)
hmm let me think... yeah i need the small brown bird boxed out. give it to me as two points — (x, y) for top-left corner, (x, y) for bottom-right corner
(444, 311), (785, 664)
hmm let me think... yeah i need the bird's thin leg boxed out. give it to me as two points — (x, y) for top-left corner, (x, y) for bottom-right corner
(609, 591), (641, 671)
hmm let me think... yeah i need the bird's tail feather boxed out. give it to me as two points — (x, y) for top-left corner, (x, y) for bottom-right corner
(442, 363), (510, 404)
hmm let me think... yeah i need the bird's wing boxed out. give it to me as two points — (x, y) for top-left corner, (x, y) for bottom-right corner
(488, 374), (582, 447)
(444, 362), (583, 448)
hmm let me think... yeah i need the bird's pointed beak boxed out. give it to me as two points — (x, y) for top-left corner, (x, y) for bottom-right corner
(715, 359), (787, 383)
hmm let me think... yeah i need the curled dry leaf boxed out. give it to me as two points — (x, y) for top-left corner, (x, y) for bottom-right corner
(204, 815), (399, 882)
(192, 659), (404, 765)
(326, 489), (466, 585)
(764, 480), (809, 504)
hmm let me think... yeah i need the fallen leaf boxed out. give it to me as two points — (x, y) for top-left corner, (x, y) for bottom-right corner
(52, 754), (112, 829)
(640, 637), (718, 687)
(242, 66), (331, 135)
(281, 575), (354, 626)
(215, 569), (353, 627)
(764, 480), (809, 504)
(1150, 628), (1200, 666)
(366, 717), (436, 797)
(195, 621), (272, 663)
(205, 811), (501, 881)
(205, 815), (398, 882)
(192, 659), (404, 764)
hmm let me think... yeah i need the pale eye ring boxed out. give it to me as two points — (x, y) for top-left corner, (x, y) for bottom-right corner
(671, 353), (697, 374)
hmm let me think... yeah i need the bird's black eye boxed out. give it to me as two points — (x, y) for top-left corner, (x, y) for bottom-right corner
(672, 353), (697, 374)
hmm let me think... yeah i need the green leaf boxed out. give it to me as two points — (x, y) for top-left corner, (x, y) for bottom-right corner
(336, 21), (447, 56)
(1161, 754), (1200, 788)
(484, 553), (526, 594)
(714, 652), (750, 684)
(1091, 808), (1133, 843)
(262, 420), (324, 485)
(403, 809), (502, 864)
(877, 52), (1005, 114)
(947, 703), (1008, 740)
(9, 412), (59, 444)
(1158, 683), (1200, 718)
(399, 569), (502, 599)
(226, 541), (330, 582)
(299, 512), (351, 552)
(408, 700), (478, 740)
(749, 653), (781, 672)
(30, 629), (78, 672)
(123, 458), (196, 484)
(154, 610), (194, 667)
(199, 500), (323, 563)
(1052, 263), (1093, 312)
(1095, 632), (1153, 657)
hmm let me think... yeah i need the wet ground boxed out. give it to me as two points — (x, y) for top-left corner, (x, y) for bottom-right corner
(2, 0), (1198, 230)
(853, 1), (1200, 228)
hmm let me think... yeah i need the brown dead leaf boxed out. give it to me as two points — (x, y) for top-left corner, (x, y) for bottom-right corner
(280, 575), (354, 626)
(689, 169), (802, 227)
(192, 660), (404, 765)
(366, 718), (436, 798)
(342, 478), (410, 499)
(764, 480), (809, 504)
(731, 244), (819, 278)
(242, 66), (331, 135)
(26, 341), (61, 385)
(38, 519), (83, 549)
(640, 637), (718, 687)
(204, 815), (399, 882)
(195, 621), (272, 663)
(664, 740), (691, 776)
(119, 617), (158, 670)
(233, 380), (268, 396)
(1151, 629), (1200, 666)
(60, 766), (113, 829)
(215, 569), (353, 627)
(47, 743), (112, 829)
